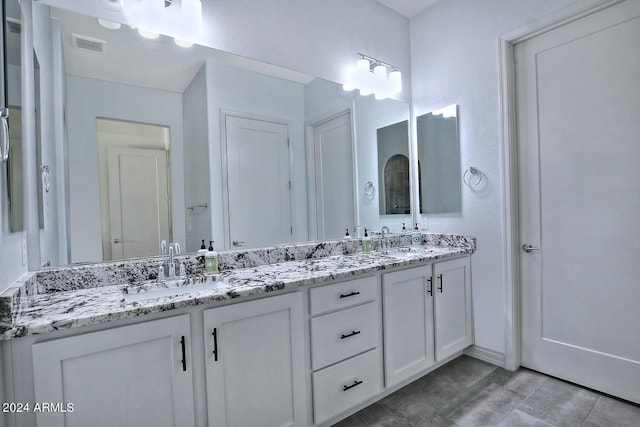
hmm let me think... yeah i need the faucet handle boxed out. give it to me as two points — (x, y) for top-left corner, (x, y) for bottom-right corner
(174, 243), (181, 254)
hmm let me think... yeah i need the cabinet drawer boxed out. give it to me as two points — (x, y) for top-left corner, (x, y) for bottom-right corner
(312, 349), (382, 425)
(310, 276), (377, 315)
(310, 302), (379, 370)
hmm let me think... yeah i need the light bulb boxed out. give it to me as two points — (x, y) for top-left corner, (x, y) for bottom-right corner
(99, 0), (124, 12)
(389, 69), (402, 94)
(175, 38), (193, 48)
(98, 19), (121, 30)
(138, 28), (159, 39)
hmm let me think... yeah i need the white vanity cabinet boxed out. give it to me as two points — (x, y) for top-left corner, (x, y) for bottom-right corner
(202, 292), (307, 427)
(31, 314), (195, 427)
(308, 276), (383, 425)
(383, 257), (472, 387)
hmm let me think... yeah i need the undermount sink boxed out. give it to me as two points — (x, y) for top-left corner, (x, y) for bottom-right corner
(122, 276), (230, 303)
(380, 246), (428, 259)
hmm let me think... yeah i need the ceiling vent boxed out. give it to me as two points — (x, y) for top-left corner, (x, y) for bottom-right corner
(71, 34), (106, 54)
(7, 18), (21, 34)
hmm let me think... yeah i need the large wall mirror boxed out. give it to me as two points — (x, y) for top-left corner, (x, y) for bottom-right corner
(416, 105), (462, 214)
(15, 1), (412, 267)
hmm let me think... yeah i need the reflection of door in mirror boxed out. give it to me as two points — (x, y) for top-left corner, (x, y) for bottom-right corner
(225, 115), (292, 249)
(417, 105), (461, 214)
(377, 120), (410, 215)
(312, 111), (355, 240)
(97, 119), (172, 261)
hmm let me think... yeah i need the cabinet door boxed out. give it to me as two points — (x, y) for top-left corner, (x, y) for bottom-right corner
(203, 292), (306, 427)
(382, 265), (434, 387)
(434, 257), (473, 361)
(32, 315), (195, 427)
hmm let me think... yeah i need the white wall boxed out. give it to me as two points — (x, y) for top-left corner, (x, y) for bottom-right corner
(66, 76), (185, 263)
(409, 0), (579, 356)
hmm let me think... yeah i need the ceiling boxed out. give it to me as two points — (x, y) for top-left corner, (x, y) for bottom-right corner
(375, 0), (440, 18)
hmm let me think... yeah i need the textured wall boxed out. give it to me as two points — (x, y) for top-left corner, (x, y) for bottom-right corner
(410, 0), (579, 355)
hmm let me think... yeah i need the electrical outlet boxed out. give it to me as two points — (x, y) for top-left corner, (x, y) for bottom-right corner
(22, 231), (28, 266)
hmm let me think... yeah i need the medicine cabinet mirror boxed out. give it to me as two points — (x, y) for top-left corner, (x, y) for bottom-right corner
(416, 105), (462, 214)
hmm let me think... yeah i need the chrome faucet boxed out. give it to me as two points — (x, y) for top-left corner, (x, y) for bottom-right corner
(160, 241), (183, 279)
(381, 226), (391, 250)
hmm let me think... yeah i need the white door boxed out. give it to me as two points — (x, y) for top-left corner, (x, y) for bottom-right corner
(517, 0), (640, 403)
(32, 315), (195, 427)
(203, 293), (307, 427)
(107, 147), (171, 259)
(312, 112), (355, 240)
(225, 115), (292, 249)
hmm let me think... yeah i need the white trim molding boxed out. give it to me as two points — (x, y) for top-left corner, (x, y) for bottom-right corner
(464, 345), (505, 368)
(497, 0), (624, 372)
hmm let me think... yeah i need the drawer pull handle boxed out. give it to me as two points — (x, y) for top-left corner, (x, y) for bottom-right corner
(343, 380), (363, 391)
(437, 274), (443, 293)
(212, 328), (218, 362)
(180, 336), (187, 372)
(427, 276), (433, 296)
(340, 330), (361, 339)
(339, 291), (360, 299)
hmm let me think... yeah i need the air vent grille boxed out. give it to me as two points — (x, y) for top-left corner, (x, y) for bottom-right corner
(71, 34), (106, 54)
(7, 18), (21, 34)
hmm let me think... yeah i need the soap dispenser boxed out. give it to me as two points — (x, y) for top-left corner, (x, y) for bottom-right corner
(205, 241), (219, 275)
(411, 224), (422, 245)
(361, 229), (371, 254)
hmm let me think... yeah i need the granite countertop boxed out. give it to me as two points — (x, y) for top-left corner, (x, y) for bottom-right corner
(1, 239), (474, 340)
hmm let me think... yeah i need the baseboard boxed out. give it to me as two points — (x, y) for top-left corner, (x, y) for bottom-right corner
(464, 345), (505, 368)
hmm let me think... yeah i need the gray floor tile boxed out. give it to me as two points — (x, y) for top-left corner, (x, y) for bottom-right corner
(485, 367), (546, 397)
(407, 413), (457, 427)
(582, 395), (640, 427)
(497, 409), (555, 427)
(379, 371), (464, 420)
(517, 377), (599, 427)
(333, 401), (413, 427)
(430, 355), (497, 388)
(438, 379), (525, 426)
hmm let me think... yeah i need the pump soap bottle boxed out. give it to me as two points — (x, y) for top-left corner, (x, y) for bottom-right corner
(362, 229), (372, 253)
(411, 224), (422, 245)
(205, 241), (219, 275)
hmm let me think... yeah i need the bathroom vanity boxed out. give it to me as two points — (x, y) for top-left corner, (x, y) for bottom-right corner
(0, 234), (474, 427)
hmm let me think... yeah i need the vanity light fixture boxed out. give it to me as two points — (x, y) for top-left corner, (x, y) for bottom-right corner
(343, 53), (402, 99)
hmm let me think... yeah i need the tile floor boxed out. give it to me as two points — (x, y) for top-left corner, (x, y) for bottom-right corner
(334, 355), (640, 427)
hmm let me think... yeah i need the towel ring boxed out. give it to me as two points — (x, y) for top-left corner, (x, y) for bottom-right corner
(463, 167), (483, 188)
(363, 181), (375, 199)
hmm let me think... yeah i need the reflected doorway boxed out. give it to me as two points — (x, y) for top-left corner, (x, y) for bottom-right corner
(97, 118), (172, 260)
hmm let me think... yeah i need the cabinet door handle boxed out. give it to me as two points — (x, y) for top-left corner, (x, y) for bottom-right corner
(426, 276), (433, 296)
(343, 380), (363, 391)
(437, 274), (443, 293)
(212, 328), (218, 362)
(180, 336), (187, 372)
(340, 330), (361, 339)
(339, 291), (360, 299)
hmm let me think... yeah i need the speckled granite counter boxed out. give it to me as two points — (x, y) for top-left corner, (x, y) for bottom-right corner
(0, 234), (474, 339)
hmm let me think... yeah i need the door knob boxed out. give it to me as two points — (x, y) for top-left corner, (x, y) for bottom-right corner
(521, 243), (540, 253)
(232, 240), (246, 247)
